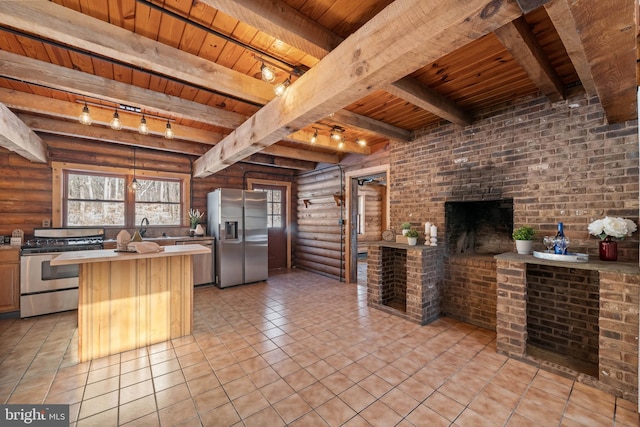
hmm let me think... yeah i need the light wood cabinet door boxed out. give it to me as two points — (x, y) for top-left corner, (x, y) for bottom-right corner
(0, 261), (19, 312)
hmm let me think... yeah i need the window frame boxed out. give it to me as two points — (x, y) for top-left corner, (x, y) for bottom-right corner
(52, 161), (191, 230)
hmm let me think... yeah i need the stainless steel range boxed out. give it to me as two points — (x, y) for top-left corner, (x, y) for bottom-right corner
(20, 227), (104, 318)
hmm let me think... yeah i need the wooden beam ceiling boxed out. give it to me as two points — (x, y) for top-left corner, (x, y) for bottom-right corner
(0, 103), (47, 163)
(193, 0), (524, 177)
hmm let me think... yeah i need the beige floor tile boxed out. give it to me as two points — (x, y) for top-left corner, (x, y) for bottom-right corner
(120, 367), (152, 388)
(299, 382), (335, 408)
(120, 411), (160, 427)
(273, 393), (312, 424)
(260, 378), (295, 404)
(194, 386), (230, 413)
(283, 368), (317, 391)
(76, 407), (118, 427)
(232, 389), (270, 419)
(156, 383), (191, 410)
(152, 369), (185, 392)
(288, 410), (330, 427)
(379, 387), (419, 417)
(359, 400), (403, 427)
(405, 403), (451, 427)
(77, 390), (119, 420)
(358, 374), (393, 398)
(118, 395), (157, 425)
(223, 375), (257, 400)
(247, 366), (280, 388)
(339, 384), (376, 413)
(83, 376), (119, 400)
(119, 379), (154, 405)
(316, 396), (357, 426)
(158, 398), (198, 427)
(424, 391), (465, 422)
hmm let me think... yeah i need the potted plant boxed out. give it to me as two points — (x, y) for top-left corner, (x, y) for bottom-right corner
(405, 229), (419, 245)
(512, 225), (536, 254)
(401, 222), (411, 236)
(189, 209), (204, 236)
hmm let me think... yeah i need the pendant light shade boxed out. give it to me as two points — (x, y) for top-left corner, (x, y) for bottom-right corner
(79, 102), (92, 125)
(138, 115), (148, 135)
(110, 109), (122, 130)
(129, 147), (138, 192)
(273, 77), (290, 97)
(164, 120), (174, 139)
(260, 63), (276, 83)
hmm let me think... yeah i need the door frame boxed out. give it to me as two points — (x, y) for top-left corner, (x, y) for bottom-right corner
(344, 165), (390, 284)
(246, 178), (292, 269)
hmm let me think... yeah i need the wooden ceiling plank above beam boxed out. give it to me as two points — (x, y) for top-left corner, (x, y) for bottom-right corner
(261, 145), (339, 164)
(0, 50), (247, 130)
(494, 17), (565, 103)
(209, 0), (465, 132)
(0, 102), (47, 163)
(243, 152), (316, 171)
(193, 0), (524, 177)
(543, 0), (597, 97)
(550, 0), (636, 123)
(0, 0), (274, 106)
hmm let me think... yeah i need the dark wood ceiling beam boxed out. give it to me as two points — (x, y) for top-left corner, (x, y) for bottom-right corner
(546, 0), (636, 123)
(0, 102), (47, 162)
(0, 0), (274, 105)
(209, 0), (468, 131)
(328, 110), (413, 141)
(0, 50), (247, 129)
(494, 17), (565, 103)
(193, 0), (523, 177)
(543, 0), (597, 97)
(261, 145), (339, 164)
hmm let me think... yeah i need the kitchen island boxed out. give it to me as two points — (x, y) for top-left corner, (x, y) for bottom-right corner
(51, 244), (210, 362)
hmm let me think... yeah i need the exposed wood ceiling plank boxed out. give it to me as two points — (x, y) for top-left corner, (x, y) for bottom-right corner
(208, 0), (469, 130)
(0, 88), (225, 145)
(386, 79), (472, 126)
(555, 0), (636, 123)
(200, 0), (342, 60)
(0, 102), (47, 162)
(0, 50), (247, 129)
(0, 0), (274, 105)
(494, 17), (565, 103)
(193, 0), (523, 177)
(543, 0), (597, 96)
(22, 115), (210, 155)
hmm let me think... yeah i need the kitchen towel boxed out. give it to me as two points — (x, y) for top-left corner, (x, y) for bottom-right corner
(127, 241), (164, 253)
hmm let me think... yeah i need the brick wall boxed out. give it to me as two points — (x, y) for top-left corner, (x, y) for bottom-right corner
(381, 247), (407, 309)
(526, 264), (600, 368)
(389, 92), (639, 261)
(443, 256), (497, 330)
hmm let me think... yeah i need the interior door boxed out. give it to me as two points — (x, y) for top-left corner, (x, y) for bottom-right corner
(251, 184), (287, 269)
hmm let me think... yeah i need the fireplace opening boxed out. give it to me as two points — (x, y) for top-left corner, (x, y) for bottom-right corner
(445, 199), (514, 255)
(380, 247), (407, 312)
(526, 264), (599, 377)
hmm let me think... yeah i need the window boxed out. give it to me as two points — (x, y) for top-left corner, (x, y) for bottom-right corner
(254, 188), (282, 228)
(54, 162), (189, 229)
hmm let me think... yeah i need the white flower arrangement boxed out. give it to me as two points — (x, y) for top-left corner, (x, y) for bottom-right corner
(588, 216), (637, 240)
(189, 209), (204, 228)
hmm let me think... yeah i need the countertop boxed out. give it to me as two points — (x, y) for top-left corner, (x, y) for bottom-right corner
(494, 252), (640, 274)
(0, 244), (20, 251)
(50, 244), (211, 266)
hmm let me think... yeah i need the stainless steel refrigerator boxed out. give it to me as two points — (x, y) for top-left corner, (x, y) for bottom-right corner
(207, 188), (268, 288)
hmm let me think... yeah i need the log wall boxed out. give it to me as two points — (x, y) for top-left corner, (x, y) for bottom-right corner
(0, 135), (295, 240)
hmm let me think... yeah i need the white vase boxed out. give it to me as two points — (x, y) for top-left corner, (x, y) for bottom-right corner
(195, 224), (205, 236)
(407, 237), (417, 246)
(515, 240), (533, 254)
(402, 229), (409, 236)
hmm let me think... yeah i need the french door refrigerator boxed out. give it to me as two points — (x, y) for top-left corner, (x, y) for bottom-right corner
(207, 188), (268, 288)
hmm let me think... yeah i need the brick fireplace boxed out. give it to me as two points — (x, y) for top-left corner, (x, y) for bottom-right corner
(495, 253), (640, 402)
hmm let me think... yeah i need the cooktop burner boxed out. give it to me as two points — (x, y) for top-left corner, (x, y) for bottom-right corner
(21, 227), (105, 254)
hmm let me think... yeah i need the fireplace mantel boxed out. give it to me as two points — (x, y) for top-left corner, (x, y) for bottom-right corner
(495, 252), (640, 274)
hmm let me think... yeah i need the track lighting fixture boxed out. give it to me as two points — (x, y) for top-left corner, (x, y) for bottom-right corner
(79, 102), (92, 125)
(260, 62), (276, 83)
(138, 115), (149, 135)
(330, 126), (344, 141)
(164, 120), (174, 139)
(274, 76), (291, 97)
(110, 109), (122, 130)
(310, 128), (318, 144)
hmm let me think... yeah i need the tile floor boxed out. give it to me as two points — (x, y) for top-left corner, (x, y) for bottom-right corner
(0, 268), (638, 426)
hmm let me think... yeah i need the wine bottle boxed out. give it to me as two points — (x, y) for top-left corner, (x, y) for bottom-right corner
(554, 222), (566, 254)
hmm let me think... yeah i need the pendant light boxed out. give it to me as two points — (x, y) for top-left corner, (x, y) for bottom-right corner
(79, 102), (92, 125)
(260, 62), (276, 83)
(164, 120), (174, 139)
(110, 109), (122, 130)
(310, 128), (318, 144)
(138, 115), (148, 135)
(129, 147), (139, 192)
(273, 76), (291, 97)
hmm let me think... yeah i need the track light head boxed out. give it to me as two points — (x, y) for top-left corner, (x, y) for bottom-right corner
(261, 63), (276, 83)
(164, 120), (174, 139)
(310, 128), (318, 144)
(79, 102), (92, 125)
(110, 110), (122, 130)
(138, 115), (148, 135)
(274, 77), (291, 97)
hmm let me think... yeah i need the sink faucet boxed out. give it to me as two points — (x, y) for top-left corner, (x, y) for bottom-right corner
(140, 217), (149, 237)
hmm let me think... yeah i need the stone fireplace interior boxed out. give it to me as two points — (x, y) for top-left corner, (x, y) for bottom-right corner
(445, 199), (514, 255)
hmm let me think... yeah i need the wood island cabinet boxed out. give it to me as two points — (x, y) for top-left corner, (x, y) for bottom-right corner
(0, 249), (20, 313)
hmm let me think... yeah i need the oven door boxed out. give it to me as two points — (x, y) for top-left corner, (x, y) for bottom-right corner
(20, 253), (79, 317)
